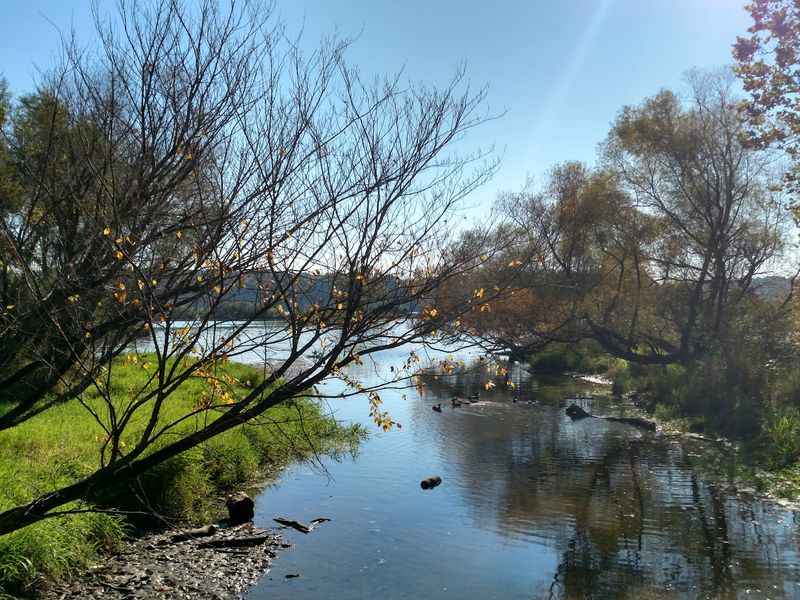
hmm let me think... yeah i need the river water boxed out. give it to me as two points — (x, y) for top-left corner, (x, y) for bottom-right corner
(142, 323), (800, 598)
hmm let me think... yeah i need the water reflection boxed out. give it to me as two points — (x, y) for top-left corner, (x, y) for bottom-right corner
(419, 364), (800, 599)
(239, 338), (799, 600)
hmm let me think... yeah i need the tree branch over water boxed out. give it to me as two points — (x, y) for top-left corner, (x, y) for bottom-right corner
(0, 0), (499, 535)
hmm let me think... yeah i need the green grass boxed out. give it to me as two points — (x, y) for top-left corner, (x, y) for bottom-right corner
(0, 354), (362, 597)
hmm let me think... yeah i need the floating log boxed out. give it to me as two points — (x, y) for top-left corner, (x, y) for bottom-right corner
(198, 534), (272, 548)
(274, 517), (311, 533)
(565, 403), (656, 432)
(420, 476), (442, 490)
(565, 403), (592, 420)
(605, 416), (657, 431)
(170, 524), (218, 542)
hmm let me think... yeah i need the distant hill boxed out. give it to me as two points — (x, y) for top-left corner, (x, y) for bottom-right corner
(176, 270), (418, 320)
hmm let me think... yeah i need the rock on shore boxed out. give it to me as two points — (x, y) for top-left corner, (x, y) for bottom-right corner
(42, 523), (283, 600)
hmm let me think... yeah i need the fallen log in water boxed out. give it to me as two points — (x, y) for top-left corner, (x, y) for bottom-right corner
(420, 476), (442, 490)
(565, 403), (656, 432)
(273, 516), (332, 534)
(273, 517), (311, 533)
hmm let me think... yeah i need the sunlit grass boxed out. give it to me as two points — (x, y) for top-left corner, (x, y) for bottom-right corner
(0, 354), (362, 596)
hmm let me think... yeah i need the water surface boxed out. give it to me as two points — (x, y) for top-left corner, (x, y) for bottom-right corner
(224, 335), (800, 600)
(138, 324), (800, 599)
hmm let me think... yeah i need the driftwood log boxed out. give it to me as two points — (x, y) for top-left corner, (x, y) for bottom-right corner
(565, 403), (656, 432)
(273, 516), (332, 534)
(274, 517), (310, 533)
(198, 535), (272, 548)
(170, 524), (218, 542)
(420, 476), (442, 490)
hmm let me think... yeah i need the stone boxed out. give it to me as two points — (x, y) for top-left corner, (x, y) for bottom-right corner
(226, 492), (255, 524)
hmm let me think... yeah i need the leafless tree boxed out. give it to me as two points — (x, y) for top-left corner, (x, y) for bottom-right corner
(0, 0), (498, 535)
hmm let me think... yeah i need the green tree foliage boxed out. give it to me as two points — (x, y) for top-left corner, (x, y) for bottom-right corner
(446, 71), (789, 369)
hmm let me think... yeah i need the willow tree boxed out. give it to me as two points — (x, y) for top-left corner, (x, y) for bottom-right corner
(0, 0), (497, 535)
(445, 72), (788, 366)
(598, 71), (787, 363)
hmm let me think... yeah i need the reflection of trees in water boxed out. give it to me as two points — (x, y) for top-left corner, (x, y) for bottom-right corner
(417, 359), (591, 404)
(417, 362), (800, 599)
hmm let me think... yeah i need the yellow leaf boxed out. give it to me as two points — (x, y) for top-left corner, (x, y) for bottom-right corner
(176, 231), (183, 239)
(485, 381), (496, 391)
(102, 227), (111, 237)
(114, 250), (124, 261)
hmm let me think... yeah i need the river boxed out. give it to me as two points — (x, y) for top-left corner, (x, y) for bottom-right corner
(138, 323), (800, 599)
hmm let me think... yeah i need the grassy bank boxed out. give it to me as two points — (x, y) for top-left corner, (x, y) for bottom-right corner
(0, 355), (362, 598)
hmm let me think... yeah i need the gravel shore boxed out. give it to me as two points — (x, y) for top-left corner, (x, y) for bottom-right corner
(41, 522), (286, 600)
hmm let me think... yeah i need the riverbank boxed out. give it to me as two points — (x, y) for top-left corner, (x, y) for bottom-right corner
(603, 364), (800, 504)
(528, 339), (800, 502)
(39, 522), (284, 600)
(0, 355), (363, 598)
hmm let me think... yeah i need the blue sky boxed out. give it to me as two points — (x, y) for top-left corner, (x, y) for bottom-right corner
(1, 1), (752, 207)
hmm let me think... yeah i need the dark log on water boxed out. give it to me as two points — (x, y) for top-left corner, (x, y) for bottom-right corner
(420, 476), (442, 490)
(274, 517), (311, 533)
(565, 403), (656, 432)
(605, 416), (657, 431)
(565, 404), (592, 420)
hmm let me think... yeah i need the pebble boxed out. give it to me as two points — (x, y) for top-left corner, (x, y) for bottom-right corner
(40, 523), (283, 600)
